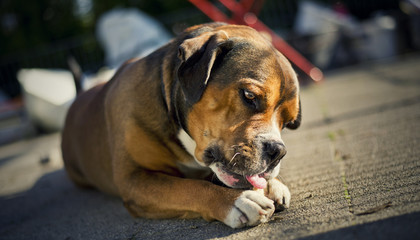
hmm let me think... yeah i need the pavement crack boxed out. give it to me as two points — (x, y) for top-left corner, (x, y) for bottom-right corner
(329, 141), (354, 214)
(340, 168), (354, 214)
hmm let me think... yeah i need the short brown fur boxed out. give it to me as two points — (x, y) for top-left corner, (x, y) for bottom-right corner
(62, 22), (300, 226)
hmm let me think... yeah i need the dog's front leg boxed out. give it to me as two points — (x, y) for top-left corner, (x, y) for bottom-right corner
(114, 168), (276, 228)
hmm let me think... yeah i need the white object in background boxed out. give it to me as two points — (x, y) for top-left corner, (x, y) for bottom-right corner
(294, 1), (359, 35)
(82, 67), (116, 90)
(361, 15), (397, 60)
(17, 69), (76, 132)
(96, 8), (171, 68)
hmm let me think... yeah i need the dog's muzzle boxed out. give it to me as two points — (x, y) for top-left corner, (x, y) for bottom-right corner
(204, 139), (287, 189)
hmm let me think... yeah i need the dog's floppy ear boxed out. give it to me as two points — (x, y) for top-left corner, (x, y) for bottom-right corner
(177, 30), (229, 105)
(286, 99), (301, 129)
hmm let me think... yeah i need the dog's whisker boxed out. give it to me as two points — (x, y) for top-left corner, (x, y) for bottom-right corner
(229, 152), (240, 163)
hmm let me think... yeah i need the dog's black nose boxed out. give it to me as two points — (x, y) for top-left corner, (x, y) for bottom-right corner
(263, 141), (287, 163)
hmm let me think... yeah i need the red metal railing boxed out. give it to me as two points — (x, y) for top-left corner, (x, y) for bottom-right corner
(189, 0), (323, 81)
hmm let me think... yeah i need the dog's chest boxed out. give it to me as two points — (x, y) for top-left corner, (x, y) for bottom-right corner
(177, 129), (212, 179)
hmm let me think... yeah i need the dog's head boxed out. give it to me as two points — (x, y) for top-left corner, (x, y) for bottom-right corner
(176, 23), (301, 189)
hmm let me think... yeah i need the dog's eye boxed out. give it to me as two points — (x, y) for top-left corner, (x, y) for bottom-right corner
(244, 90), (255, 100)
(240, 89), (258, 109)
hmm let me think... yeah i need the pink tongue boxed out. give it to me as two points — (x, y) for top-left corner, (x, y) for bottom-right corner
(246, 175), (267, 189)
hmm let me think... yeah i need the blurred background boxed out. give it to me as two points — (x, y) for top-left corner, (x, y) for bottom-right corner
(0, 0), (419, 145)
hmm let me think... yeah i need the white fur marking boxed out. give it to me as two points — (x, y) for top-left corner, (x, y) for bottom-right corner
(271, 113), (282, 138)
(177, 129), (206, 167)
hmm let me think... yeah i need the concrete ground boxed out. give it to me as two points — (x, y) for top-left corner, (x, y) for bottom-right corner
(1, 55), (419, 240)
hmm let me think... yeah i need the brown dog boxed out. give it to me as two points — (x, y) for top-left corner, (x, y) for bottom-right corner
(61, 22), (301, 228)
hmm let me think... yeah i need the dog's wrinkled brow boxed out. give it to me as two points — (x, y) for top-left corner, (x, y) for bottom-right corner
(276, 86), (297, 109)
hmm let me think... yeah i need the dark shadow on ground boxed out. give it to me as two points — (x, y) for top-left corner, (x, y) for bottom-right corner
(0, 169), (245, 240)
(303, 211), (420, 240)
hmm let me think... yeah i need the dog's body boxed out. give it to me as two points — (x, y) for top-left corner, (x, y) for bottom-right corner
(62, 22), (301, 228)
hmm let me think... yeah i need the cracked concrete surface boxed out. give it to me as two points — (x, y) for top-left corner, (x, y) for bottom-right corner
(0, 55), (419, 239)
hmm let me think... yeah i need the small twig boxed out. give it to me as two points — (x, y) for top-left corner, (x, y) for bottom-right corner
(354, 202), (392, 216)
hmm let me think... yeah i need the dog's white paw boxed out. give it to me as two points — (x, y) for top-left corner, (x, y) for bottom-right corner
(224, 190), (275, 228)
(266, 178), (291, 209)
